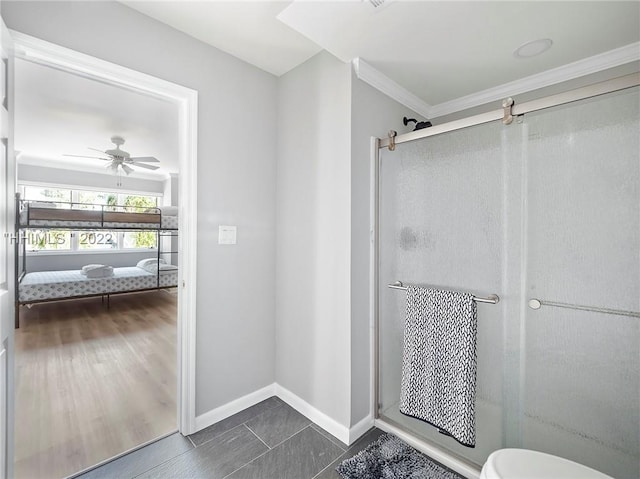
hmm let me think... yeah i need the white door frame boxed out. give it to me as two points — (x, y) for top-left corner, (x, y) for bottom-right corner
(10, 31), (198, 435)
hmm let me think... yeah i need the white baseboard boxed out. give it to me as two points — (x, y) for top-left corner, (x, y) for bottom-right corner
(348, 414), (375, 444)
(193, 382), (374, 447)
(194, 384), (276, 432)
(274, 383), (351, 444)
(274, 383), (375, 446)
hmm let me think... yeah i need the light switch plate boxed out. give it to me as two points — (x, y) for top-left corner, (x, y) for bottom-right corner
(218, 225), (237, 245)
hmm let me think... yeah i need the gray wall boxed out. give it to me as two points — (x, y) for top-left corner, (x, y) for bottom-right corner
(276, 51), (352, 426)
(3, 0), (277, 416)
(349, 73), (422, 425)
(275, 51), (422, 431)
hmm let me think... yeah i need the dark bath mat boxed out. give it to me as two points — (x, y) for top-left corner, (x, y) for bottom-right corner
(336, 433), (463, 479)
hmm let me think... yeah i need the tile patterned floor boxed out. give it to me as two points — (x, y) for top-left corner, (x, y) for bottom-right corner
(76, 396), (387, 479)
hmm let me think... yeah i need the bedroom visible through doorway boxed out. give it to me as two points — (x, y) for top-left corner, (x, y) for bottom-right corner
(12, 50), (183, 478)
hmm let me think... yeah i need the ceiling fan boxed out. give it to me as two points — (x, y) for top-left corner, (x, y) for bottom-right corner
(64, 136), (160, 175)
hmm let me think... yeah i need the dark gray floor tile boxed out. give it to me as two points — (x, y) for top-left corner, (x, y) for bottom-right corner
(310, 423), (347, 451)
(312, 427), (386, 479)
(244, 402), (311, 448)
(138, 425), (268, 479)
(227, 426), (344, 479)
(188, 396), (282, 447)
(77, 433), (193, 479)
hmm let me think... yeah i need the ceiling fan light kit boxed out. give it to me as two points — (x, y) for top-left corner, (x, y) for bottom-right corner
(63, 136), (161, 183)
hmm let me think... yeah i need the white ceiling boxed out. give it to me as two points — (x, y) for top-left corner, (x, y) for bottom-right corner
(123, 0), (640, 107)
(121, 1), (323, 77)
(278, 1), (640, 105)
(15, 58), (179, 179)
(14, 1), (639, 178)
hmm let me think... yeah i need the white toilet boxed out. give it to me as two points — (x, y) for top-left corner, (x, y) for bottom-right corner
(480, 449), (613, 479)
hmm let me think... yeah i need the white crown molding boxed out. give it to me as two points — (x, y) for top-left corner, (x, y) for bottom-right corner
(353, 42), (640, 120)
(429, 41), (640, 118)
(352, 58), (431, 118)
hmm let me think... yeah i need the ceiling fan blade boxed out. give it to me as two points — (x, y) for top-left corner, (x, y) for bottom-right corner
(131, 162), (160, 170)
(121, 164), (134, 175)
(63, 154), (111, 160)
(88, 147), (108, 154)
(129, 156), (159, 163)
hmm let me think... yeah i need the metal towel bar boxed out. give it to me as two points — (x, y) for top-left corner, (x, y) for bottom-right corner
(388, 281), (499, 304)
(528, 298), (640, 318)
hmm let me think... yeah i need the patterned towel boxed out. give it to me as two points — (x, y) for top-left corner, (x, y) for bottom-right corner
(399, 286), (478, 447)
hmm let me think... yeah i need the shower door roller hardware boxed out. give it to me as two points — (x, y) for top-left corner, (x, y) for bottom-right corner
(387, 130), (397, 151)
(502, 97), (515, 125)
(528, 298), (542, 309)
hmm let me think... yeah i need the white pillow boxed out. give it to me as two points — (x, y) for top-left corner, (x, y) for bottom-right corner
(158, 264), (178, 271)
(81, 264), (106, 275)
(138, 262), (177, 274)
(160, 206), (178, 216)
(140, 263), (178, 274)
(136, 258), (166, 269)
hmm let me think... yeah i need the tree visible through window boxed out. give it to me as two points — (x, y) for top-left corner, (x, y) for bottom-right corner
(22, 187), (73, 251)
(122, 194), (158, 249)
(24, 186), (71, 205)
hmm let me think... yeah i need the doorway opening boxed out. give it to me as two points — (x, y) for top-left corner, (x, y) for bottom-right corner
(11, 32), (197, 478)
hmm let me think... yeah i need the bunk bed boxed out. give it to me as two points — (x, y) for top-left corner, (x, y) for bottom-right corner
(15, 195), (179, 328)
(18, 200), (178, 230)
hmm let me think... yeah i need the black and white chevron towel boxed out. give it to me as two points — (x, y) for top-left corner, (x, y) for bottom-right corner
(399, 286), (478, 447)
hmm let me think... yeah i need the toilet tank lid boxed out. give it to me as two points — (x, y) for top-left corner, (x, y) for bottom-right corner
(484, 449), (613, 479)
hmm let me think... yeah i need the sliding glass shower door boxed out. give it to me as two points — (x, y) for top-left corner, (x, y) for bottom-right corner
(377, 119), (519, 466)
(376, 86), (639, 478)
(520, 88), (639, 476)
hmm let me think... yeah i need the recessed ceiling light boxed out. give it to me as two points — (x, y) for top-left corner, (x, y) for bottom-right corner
(514, 38), (553, 58)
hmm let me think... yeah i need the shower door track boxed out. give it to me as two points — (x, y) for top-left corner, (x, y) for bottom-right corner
(378, 73), (640, 150)
(370, 71), (640, 479)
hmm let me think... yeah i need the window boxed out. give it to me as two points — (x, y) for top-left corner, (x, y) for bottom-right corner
(21, 185), (161, 253)
(23, 186), (71, 205)
(24, 230), (72, 252)
(21, 187), (74, 251)
(75, 190), (117, 210)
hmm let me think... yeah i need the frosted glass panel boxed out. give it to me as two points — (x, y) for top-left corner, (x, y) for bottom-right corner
(376, 85), (639, 475)
(522, 88), (640, 478)
(378, 121), (509, 465)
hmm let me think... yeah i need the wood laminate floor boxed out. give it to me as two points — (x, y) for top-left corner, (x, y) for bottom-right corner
(15, 290), (177, 479)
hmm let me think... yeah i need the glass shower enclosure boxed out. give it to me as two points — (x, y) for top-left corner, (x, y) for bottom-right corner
(375, 83), (639, 478)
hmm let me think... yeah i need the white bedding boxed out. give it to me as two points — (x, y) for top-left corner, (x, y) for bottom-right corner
(19, 266), (178, 303)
